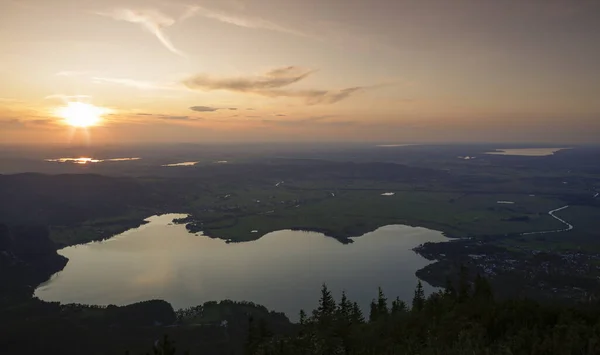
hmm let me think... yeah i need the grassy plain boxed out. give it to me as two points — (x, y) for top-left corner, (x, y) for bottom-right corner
(184, 180), (572, 243)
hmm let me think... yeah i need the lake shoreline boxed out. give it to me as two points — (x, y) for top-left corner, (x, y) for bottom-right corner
(35, 214), (450, 320)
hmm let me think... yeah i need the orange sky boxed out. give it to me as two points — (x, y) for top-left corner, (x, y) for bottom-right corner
(1, 0), (600, 144)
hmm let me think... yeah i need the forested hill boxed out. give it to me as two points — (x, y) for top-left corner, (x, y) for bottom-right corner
(136, 278), (600, 355)
(0, 224), (67, 301)
(0, 173), (156, 226)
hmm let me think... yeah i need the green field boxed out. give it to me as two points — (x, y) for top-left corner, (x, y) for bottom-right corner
(184, 182), (571, 243)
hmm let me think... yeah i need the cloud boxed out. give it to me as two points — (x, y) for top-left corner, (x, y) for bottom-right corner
(259, 87), (364, 105)
(189, 106), (239, 112)
(262, 115), (355, 127)
(0, 118), (21, 127)
(160, 116), (195, 121)
(189, 106), (219, 112)
(55, 71), (95, 77)
(44, 94), (91, 101)
(184, 66), (312, 92)
(275, 114), (286, 117)
(0, 98), (22, 103)
(92, 77), (176, 91)
(135, 113), (202, 121)
(183, 66), (362, 105)
(180, 5), (308, 37)
(55, 72), (180, 91)
(97, 8), (185, 57)
(0, 118), (56, 128)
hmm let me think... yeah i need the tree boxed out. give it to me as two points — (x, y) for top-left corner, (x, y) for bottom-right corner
(258, 318), (272, 340)
(369, 299), (378, 322)
(458, 264), (471, 302)
(245, 316), (258, 355)
(147, 335), (186, 355)
(351, 302), (365, 324)
(314, 284), (336, 326)
(391, 297), (408, 315)
(337, 291), (351, 323)
(377, 287), (388, 317)
(444, 277), (456, 299)
(246, 316), (272, 355)
(299, 309), (307, 325)
(412, 281), (425, 311)
(473, 273), (493, 302)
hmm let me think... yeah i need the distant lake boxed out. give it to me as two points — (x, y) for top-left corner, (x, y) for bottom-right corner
(35, 214), (448, 320)
(162, 162), (199, 167)
(45, 157), (141, 164)
(486, 148), (570, 156)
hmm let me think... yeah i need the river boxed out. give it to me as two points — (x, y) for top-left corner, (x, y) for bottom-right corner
(521, 205), (573, 236)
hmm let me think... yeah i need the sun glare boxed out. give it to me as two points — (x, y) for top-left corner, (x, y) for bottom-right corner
(55, 102), (108, 128)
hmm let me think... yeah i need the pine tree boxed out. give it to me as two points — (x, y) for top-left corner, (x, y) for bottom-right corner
(391, 297), (408, 315)
(258, 318), (272, 340)
(377, 287), (388, 317)
(299, 309), (307, 325)
(351, 302), (364, 324)
(245, 316), (258, 355)
(412, 281), (425, 311)
(149, 335), (184, 355)
(369, 299), (378, 322)
(444, 277), (456, 299)
(315, 284), (336, 325)
(458, 264), (471, 302)
(473, 273), (493, 302)
(337, 291), (351, 323)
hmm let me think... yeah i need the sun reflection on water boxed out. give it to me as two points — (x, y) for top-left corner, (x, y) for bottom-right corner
(45, 157), (141, 164)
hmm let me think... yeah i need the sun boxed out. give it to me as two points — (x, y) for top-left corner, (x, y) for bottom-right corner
(55, 102), (108, 128)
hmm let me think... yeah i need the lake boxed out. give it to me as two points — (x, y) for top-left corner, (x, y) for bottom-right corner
(486, 147), (570, 156)
(45, 157), (141, 164)
(35, 214), (448, 321)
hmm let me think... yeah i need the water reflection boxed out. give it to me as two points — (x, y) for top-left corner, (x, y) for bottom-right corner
(162, 162), (199, 167)
(486, 148), (569, 156)
(35, 214), (448, 320)
(46, 157), (141, 164)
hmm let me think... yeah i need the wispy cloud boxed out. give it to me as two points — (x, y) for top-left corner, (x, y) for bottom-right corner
(262, 115), (355, 127)
(181, 5), (308, 37)
(189, 106), (239, 112)
(55, 71), (95, 77)
(135, 113), (203, 121)
(190, 106), (237, 112)
(0, 98), (22, 103)
(190, 106), (219, 112)
(5, 0), (44, 11)
(183, 66), (363, 105)
(91, 77), (177, 91)
(0, 117), (56, 128)
(44, 94), (91, 101)
(97, 8), (186, 57)
(184, 66), (312, 92)
(259, 87), (364, 105)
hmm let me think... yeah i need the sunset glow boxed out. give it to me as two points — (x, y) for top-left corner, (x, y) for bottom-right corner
(46, 157), (102, 164)
(55, 102), (109, 128)
(1, 0), (599, 144)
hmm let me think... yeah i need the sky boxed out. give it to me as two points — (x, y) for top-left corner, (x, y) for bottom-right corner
(1, 0), (599, 144)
